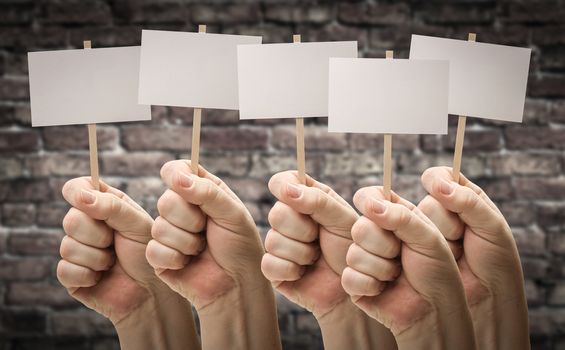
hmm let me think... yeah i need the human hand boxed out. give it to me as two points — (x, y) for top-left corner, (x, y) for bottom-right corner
(341, 186), (475, 349)
(261, 171), (396, 350)
(418, 166), (529, 349)
(57, 177), (198, 350)
(145, 160), (280, 350)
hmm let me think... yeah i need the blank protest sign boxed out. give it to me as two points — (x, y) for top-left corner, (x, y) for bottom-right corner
(237, 41), (358, 119)
(28, 46), (150, 127)
(410, 34), (531, 122)
(139, 30), (262, 110)
(328, 58), (449, 134)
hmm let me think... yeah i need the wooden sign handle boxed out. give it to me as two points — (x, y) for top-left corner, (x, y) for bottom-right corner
(383, 50), (394, 201)
(294, 34), (306, 184)
(452, 32), (476, 183)
(84, 40), (100, 191)
(191, 24), (207, 175)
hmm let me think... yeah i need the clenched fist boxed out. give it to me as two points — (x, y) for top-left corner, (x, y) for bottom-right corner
(341, 186), (476, 349)
(145, 160), (281, 350)
(261, 171), (396, 350)
(418, 167), (529, 349)
(57, 177), (199, 350)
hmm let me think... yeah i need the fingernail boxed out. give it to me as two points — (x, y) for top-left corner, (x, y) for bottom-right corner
(80, 189), (96, 205)
(439, 179), (454, 196)
(370, 198), (387, 215)
(287, 183), (303, 199)
(179, 173), (194, 188)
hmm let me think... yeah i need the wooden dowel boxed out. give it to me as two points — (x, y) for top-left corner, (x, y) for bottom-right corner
(83, 40), (100, 191)
(296, 117), (305, 184)
(452, 32), (476, 183)
(191, 107), (202, 175)
(383, 134), (392, 201)
(293, 34), (306, 184)
(382, 50), (394, 200)
(191, 24), (207, 175)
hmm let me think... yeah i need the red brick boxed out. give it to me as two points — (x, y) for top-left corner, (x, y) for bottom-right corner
(122, 125), (191, 151)
(0, 257), (52, 280)
(2, 203), (35, 227)
(50, 310), (116, 336)
(513, 227), (546, 256)
(101, 152), (174, 177)
(0, 130), (39, 152)
(41, 0), (112, 25)
(25, 154), (91, 177)
(338, 2), (410, 26)
(487, 153), (561, 176)
(201, 128), (268, 151)
(7, 282), (76, 307)
(191, 3), (261, 25)
(42, 125), (118, 151)
(265, 4), (335, 24)
(8, 231), (63, 256)
(505, 126), (565, 150)
(515, 178), (565, 200)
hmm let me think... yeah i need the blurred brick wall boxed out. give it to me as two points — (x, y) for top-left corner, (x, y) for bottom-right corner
(0, 0), (564, 349)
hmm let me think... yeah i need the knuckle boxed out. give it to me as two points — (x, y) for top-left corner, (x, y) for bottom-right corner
(267, 202), (284, 229)
(59, 236), (73, 259)
(62, 210), (78, 235)
(157, 190), (176, 217)
(264, 230), (279, 254)
(351, 218), (370, 244)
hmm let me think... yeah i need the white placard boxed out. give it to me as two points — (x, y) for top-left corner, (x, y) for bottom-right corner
(139, 30), (262, 110)
(237, 41), (358, 119)
(409, 35), (531, 122)
(28, 46), (150, 127)
(328, 58), (449, 135)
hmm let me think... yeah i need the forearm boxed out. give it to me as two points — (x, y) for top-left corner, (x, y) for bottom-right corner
(317, 300), (397, 350)
(197, 282), (282, 350)
(114, 292), (200, 350)
(395, 308), (476, 350)
(472, 289), (529, 350)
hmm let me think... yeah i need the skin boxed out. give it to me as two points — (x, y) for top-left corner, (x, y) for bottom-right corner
(341, 186), (476, 350)
(418, 167), (530, 350)
(145, 160), (281, 350)
(261, 171), (397, 350)
(57, 177), (200, 350)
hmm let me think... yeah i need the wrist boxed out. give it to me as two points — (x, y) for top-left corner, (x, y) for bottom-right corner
(197, 280), (281, 350)
(394, 306), (475, 350)
(114, 291), (200, 350)
(317, 299), (396, 350)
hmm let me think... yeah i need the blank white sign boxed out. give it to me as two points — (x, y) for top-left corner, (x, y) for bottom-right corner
(28, 46), (150, 127)
(238, 41), (358, 119)
(139, 30), (262, 110)
(328, 58), (449, 135)
(410, 35), (531, 122)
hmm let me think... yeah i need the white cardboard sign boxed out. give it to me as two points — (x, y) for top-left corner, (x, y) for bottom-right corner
(139, 30), (262, 110)
(237, 41), (358, 119)
(409, 35), (531, 123)
(328, 58), (449, 135)
(28, 46), (150, 127)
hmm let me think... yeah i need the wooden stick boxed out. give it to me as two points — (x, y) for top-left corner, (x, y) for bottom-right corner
(83, 40), (100, 191)
(452, 32), (476, 183)
(383, 50), (394, 200)
(293, 34), (306, 184)
(191, 24), (207, 175)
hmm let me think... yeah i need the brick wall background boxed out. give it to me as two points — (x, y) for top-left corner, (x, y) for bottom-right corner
(0, 0), (564, 349)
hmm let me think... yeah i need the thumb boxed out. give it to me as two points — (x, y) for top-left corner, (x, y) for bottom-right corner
(170, 172), (253, 234)
(353, 186), (450, 259)
(421, 167), (510, 244)
(62, 177), (153, 244)
(268, 171), (357, 238)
